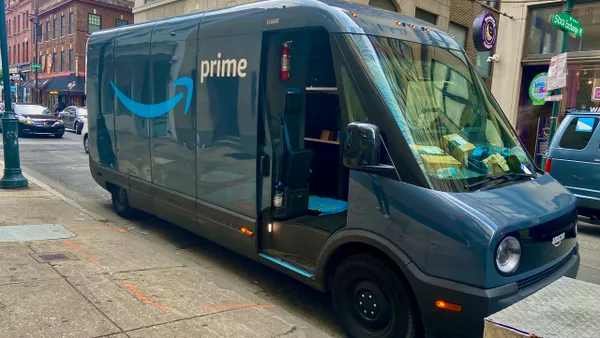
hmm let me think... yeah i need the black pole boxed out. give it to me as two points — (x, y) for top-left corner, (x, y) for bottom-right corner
(0, 0), (28, 188)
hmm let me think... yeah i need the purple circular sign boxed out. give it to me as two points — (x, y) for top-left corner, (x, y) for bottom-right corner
(472, 13), (497, 51)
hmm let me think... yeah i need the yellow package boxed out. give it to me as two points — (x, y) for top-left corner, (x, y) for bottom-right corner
(440, 134), (476, 164)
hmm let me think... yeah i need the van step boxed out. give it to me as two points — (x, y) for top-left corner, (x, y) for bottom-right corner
(258, 253), (314, 279)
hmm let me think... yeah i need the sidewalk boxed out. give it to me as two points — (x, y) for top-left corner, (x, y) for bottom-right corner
(0, 170), (331, 338)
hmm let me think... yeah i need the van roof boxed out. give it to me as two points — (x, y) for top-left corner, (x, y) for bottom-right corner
(565, 109), (600, 116)
(91, 0), (462, 50)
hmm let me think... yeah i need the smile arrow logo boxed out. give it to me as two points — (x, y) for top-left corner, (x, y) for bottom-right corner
(111, 77), (193, 118)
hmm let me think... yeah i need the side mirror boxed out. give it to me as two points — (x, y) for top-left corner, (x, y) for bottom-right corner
(343, 122), (394, 173)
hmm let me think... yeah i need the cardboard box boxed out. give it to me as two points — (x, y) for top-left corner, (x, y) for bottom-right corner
(420, 154), (461, 174)
(410, 145), (446, 156)
(440, 134), (476, 164)
(320, 130), (335, 141)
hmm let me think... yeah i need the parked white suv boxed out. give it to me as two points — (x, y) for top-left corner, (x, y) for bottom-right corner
(82, 120), (89, 153)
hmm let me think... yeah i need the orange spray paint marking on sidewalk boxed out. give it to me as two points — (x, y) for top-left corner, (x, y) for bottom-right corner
(62, 240), (100, 264)
(260, 304), (276, 309)
(122, 280), (171, 311)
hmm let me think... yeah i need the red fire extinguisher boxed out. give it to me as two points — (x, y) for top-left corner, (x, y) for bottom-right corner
(280, 41), (292, 81)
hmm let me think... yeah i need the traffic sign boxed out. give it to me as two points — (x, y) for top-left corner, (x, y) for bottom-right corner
(547, 52), (567, 91)
(552, 13), (583, 37)
(32, 63), (42, 69)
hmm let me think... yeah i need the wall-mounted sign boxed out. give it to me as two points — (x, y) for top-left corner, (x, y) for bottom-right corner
(552, 13), (583, 38)
(472, 13), (497, 51)
(593, 87), (600, 102)
(9, 73), (22, 81)
(547, 52), (567, 91)
(49, 91), (59, 95)
(529, 72), (548, 106)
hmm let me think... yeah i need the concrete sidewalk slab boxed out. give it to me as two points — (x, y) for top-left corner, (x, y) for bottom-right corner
(0, 246), (61, 285)
(127, 306), (307, 338)
(0, 278), (120, 338)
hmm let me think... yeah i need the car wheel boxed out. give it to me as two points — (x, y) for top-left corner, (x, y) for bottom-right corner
(111, 186), (136, 219)
(331, 254), (420, 338)
(54, 133), (64, 138)
(83, 135), (89, 154)
(75, 122), (82, 134)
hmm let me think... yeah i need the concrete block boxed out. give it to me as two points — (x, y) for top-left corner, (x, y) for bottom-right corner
(0, 246), (61, 285)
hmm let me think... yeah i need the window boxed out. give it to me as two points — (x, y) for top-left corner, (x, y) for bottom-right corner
(448, 22), (468, 48)
(17, 16), (20, 31)
(7, 20), (9, 35)
(53, 17), (57, 39)
(39, 55), (42, 67)
(415, 8), (437, 24)
(559, 117), (599, 150)
(13, 18), (15, 34)
(115, 18), (128, 27)
(8, 46), (10, 63)
(61, 51), (65, 72)
(69, 12), (73, 34)
(368, 0), (397, 12)
(25, 11), (28, 28)
(25, 42), (28, 63)
(46, 22), (49, 41)
(69, 49), (73, 71)
(88, 14), (101, 33)
(17, 44), (20, 63)
(52, 52), (56, 72)
(61, 15), (65, 36)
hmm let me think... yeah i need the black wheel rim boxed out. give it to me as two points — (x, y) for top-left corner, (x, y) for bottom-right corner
(351, 280), (392, 333)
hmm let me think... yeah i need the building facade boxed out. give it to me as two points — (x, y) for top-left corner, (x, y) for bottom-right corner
(492, 0), (600, 167)
(6, 0), (36, 102)
(132, 0), (500, 70)
(36, 0), (133, 109)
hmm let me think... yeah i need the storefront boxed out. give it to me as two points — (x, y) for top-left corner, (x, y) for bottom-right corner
(515, 0), (600, 167)
(41, 73), (86, 110)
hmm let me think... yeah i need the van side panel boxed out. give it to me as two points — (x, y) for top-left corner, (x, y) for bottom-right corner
(113, 23), (154, 185)
(87, 31), (118, 176)
(148, 17), (200, 229)
(194, 8), (264, 258)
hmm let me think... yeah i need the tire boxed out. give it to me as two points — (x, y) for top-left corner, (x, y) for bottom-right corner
(74, 122), (81, 134)
(331, 254), (420, 338)
(83, 135), (89, 154)
(111, 186), (136, 219)
(54, 133), (64, 138)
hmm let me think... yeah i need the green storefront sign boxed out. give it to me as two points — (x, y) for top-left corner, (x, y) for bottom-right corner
(551, 13), (583, 37)
(529, 72), (549, 106)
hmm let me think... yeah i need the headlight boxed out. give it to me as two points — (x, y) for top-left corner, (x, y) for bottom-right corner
(19, 118), (33, 125)
(495, 236), (521, 274)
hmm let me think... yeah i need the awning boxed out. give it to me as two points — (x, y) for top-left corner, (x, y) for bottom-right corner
(22, 79), (51, 89)
(46, 73), (85, 92)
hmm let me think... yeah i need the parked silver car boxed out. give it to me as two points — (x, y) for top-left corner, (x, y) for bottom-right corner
(58, 106), (87, 134)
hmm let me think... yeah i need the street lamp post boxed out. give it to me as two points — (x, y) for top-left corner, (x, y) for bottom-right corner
(547, 0), (576, 152)
(0, 0), (28, 189)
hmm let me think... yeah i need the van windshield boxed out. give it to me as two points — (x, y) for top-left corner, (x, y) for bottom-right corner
(351, 34), (535, 192)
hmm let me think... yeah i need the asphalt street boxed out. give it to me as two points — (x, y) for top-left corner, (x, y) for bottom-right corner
(1, 130), (600, 336)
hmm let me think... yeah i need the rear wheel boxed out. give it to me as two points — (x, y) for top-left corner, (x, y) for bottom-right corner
(83, 135), (89, 154)
(111, 186), (136, 218)
(75, 122), (82, 134)
(331, 254), (420, 338)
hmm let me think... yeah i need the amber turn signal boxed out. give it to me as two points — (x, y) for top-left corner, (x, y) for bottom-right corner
(435, 300), (462, 312)
(240, 227), (254, 236)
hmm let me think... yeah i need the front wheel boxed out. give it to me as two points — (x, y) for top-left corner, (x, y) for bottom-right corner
(83, 135), (89, 154)
(54, 133), (64, 138)
(331, 254), (420, 338)
(111, 186), (136, 219)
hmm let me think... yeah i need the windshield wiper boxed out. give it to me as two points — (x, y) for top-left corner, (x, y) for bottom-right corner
(465, 173), (537, 191)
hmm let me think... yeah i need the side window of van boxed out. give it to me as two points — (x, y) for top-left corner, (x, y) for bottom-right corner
(559, 117), (599, 150)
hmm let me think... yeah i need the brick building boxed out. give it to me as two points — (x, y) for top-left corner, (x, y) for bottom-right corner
(36, 0), (133, 109)
(5, 0), (39, 102)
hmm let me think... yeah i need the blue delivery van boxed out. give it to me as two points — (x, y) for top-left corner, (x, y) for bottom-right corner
(85, 1), (580, 337)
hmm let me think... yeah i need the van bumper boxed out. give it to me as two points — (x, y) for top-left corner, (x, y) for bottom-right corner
(403, 244), (580, 338)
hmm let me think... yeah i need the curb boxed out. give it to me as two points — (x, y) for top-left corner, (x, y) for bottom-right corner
(0, 159), (110, 222)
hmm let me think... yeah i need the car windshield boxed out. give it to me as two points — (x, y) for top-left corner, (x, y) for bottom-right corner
(353, 35), (535, 192)
(15, 105), (52, 116)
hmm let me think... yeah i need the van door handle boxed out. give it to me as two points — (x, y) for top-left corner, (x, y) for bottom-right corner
(259, 155), (270, 177)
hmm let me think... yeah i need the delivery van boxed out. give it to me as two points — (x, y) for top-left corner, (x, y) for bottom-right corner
(86, 0), (580, 337)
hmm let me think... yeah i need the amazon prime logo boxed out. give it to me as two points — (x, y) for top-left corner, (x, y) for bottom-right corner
(200, 53), (248, 83)
(552, 232), (565, 247)
(111, 77), (193, 119)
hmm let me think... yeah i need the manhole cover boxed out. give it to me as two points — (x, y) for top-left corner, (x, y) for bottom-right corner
(0, 224), (75, 242)
(31, 252), (79, 263)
